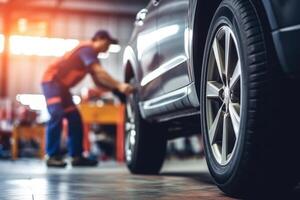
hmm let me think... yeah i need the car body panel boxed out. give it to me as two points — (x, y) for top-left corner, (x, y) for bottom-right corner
(156, 0), (191, 94)
(135, 2), (163, 101)
(139, 82), (199, 119)
(262, 0), (300, 30)
(262, 0), (300, 75)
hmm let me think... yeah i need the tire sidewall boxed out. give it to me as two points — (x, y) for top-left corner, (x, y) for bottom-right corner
(125, 80), (141, 169)
(125, 79), (166, 173)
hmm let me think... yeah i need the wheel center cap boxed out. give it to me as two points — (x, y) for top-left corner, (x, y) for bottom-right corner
(224, 87), (230, 99)
(224, 87), (230, 101)
(224, 87), (230, 111)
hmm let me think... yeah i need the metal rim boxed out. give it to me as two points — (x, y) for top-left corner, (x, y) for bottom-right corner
(205, 25), (243, 165)
(125, 97), (136, 163)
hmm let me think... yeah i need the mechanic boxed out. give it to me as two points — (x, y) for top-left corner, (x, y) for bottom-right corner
(41, 30), (134, 167)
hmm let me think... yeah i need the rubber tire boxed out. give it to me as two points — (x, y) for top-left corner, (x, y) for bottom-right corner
(200, 0), (300, 197)
(125, 82), (167, 174)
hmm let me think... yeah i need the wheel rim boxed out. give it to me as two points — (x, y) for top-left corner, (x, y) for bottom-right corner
(125, 97), (136, 163)
(205, 25), (242, 165)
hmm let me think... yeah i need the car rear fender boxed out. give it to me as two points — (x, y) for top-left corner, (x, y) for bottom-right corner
(190, 0), (221, 98)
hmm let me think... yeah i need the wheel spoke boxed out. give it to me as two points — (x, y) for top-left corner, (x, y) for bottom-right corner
(221, 113), (229, 164)
(126, 100), (134, 120)
(229, 60), (241, 89)
(213, 38), (224, 83)
(207, 81), (223, 99)
(229, 103), (240, 138)
(130, 130), (136, 146)
(225, 30), (231, 83)
(126, 122), (132, 131)
(209, 104), (224, 145)
(126, 129), (135, 162)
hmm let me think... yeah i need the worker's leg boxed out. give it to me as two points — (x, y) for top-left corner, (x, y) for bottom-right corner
(45, 105), (67, 167)
(65, 108), (83, 157)
(62, 90), (97, 166)
(46, 107), (64, 156)
(64, 104), (97, 166)
(42, 82), (64, 157)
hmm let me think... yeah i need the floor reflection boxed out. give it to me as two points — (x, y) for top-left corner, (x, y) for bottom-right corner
(3, 159), (299, 199)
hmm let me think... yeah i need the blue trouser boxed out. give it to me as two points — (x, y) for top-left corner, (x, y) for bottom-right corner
(42, 81), (83, 157)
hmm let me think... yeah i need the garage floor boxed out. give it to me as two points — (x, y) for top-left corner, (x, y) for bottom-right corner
(0, 159), (299, 200)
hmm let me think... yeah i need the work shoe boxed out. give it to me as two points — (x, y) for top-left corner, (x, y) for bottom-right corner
(71, 156), (98, 167)
(46, 156), (67, 168)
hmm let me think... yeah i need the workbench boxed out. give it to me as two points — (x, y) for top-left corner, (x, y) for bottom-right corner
(79, 103), (125, 162)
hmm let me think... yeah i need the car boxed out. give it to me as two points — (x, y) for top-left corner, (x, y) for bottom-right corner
(122, 0), (300, 197)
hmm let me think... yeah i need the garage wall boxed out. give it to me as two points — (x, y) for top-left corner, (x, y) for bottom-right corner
(6, 13), (135, 99)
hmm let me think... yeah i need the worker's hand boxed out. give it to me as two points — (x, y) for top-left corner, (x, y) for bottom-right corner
(117, 83), (135, 96)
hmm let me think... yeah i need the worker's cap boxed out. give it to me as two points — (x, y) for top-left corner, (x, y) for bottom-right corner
(92, 30), (118, 44)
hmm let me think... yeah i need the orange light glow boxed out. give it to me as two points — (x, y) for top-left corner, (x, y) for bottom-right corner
(0, 35), (121, 57)
(17, 18), (28, 34)
(9, 35), (79, 57)
(0, 35), (4, 53)
(0, 34), (79, 57)
(16, 94), (81, 111)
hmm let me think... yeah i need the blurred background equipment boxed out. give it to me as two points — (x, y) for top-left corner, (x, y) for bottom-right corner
(79, 88), (125, 162)
(0, 98), (13, 158)
(166, 135), (205, 160)
(11, 102), (45, 159)
(11, 124), (45, 159)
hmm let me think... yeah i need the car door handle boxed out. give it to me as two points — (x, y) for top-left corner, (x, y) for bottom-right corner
(152, 0), (160, 6)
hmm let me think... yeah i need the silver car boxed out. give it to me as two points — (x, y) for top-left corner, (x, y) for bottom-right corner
(123, 0), (300, 197)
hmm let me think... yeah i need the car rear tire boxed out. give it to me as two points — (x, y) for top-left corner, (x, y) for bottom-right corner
(125, 80), (167, 174)
(200, 0), (300, 197)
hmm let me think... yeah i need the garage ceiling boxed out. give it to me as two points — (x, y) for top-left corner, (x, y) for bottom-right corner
(0, 0), (149, 4)
(0, 0), (150, 15)
(67, 0), (150, 4)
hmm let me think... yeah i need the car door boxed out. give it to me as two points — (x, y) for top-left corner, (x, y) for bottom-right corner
(156, 0), (191, 94)
(136, 1), (162, 101)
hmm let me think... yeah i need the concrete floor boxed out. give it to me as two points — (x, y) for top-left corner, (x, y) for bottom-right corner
(0, 158), (299, 200)
(0, 158), (231, 200)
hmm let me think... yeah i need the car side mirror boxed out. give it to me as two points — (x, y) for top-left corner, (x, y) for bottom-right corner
(135, 9), (148, 26)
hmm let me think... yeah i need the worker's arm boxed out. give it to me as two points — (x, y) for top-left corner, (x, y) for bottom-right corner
(90, 62), (134, 95)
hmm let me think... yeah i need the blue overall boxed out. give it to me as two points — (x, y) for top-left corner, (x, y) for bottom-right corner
(41, 43), (99, 157)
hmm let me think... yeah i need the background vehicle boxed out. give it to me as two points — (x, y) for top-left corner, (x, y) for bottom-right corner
(123, 0), (300, 197)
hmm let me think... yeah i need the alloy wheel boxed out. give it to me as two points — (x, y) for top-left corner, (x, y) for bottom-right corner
(205, 25), (242, 165)
(125, 97), (136, 163)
